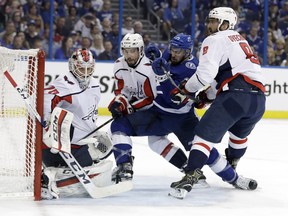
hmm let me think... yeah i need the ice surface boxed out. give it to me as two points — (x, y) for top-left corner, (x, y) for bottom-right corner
(0, 117), (287, 216)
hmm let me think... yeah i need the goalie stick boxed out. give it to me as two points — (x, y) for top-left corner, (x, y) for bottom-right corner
(4, 69), (133, 199)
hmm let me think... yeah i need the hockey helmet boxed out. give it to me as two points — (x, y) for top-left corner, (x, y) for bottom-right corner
(68, 48), (95, 89)
(169, 33), (193, 57)
(120, 33), (144, 64)
(208, 7), (237, 30)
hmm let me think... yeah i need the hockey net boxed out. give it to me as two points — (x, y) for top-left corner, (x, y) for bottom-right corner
(0, 47), (44, 200)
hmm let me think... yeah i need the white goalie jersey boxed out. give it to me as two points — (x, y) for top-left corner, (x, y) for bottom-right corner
(44, 71), (101, 145)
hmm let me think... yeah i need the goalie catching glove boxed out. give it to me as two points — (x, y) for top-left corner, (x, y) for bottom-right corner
(108, 94), (134, 118)
(43, 107), (73, 154)
(77, 131), (113, 161)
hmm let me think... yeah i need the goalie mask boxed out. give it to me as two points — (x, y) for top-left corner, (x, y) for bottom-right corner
(69, 48), (95, 89)
(208, 7), (237, 31)
(120, 33), (144, 67)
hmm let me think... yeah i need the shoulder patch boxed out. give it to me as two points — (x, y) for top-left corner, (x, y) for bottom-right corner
(185, 62), (197, 69)
(202, 46), (208, 55)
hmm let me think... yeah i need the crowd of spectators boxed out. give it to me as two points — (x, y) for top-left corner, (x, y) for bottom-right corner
(0, 0), (123, 61)
(141, 0), (288, 66)
(1, 0), (288, 66)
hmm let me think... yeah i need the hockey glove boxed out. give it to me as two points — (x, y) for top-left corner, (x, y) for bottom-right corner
(194, 87), (214, 109)
(170, 79), (192, 105)
(145, 45), (161, 61)
(152, 57), (170, 76)
(108, 94), (134, 118)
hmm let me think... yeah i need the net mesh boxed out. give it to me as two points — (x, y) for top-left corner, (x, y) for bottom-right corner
(0, 47), (41, 198)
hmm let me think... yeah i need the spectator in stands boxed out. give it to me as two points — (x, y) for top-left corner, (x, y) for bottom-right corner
(0, 32), (13, 48)
(279, 1), (288, 23)
(16, 31), (30, 50)
(101, 17), (111, 39)
(64, 6), (80, 33)
(54, 36), (74, 60)
(150, 0), (168, 22)
(122, 16), (134, 36)
(41, 25), (60, 58)
(77, 0), (95, 17)
(106, 23), (119, 57)
(97, 0), (113, 22)
(70, 30), (82, 49)
(91, 0), (104, 12)
(89, 24), (102, 40)
(55, 16), (70, 38)
(74, 13), (101, 39)
(11, 10), (25, 33)
(246, 26), (263, 56)
(24, 3), (44, 34)
(11, 33), (26, 50)
(24, 20), (41, 48)
(269, 18), (284, 41)
(97, 39), (117, 60)
(112, 11), (119, 25)
(267, 47), (277, 66)
(91, 33), (104, 56)
(0, 20), (16, 40)
(40, 1), (61, 25)
(162, 0), (184, 40)
(32, 37), (43, 49)
(274, 39), (287, 66)
(80, 36), (97, 59)
(142, 33), (152, 47)
(133, 20), (143, 35)
(280, 53), (288, 67)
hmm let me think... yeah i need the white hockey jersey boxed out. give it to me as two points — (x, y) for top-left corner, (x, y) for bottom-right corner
(113, 56), (157, 111)
(44, 72), (101, 145)
(186, 30), (265, 94)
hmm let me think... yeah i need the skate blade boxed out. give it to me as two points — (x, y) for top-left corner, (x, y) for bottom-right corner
(168, 188), (188, 199)
(193, 179), (210, 189)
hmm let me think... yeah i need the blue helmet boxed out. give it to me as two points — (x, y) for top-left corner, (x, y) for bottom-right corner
(169, 33), (193, 52)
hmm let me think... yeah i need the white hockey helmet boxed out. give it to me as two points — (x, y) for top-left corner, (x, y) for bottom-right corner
(208, 7), (237, 31)
(68, 48), (95, 89)
(120, 33), (144, 64)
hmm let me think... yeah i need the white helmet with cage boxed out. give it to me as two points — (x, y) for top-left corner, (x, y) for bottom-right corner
(208, 7), (237, 31)
(68, 48), (95, 89)
(120, 33), (144, 65)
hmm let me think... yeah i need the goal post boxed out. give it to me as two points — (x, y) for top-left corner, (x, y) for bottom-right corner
(0, 47), (45, 200)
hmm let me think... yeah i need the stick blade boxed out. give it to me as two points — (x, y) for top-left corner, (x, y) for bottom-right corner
(89, 181), (133, 198)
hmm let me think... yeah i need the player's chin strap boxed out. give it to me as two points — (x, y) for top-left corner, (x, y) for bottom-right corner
(4, 69), (132, 199)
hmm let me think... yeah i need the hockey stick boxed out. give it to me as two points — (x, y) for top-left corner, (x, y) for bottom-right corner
(4, 70), (133, 198)
(80, 117), (114, 140)
(162, 66), (200, 103)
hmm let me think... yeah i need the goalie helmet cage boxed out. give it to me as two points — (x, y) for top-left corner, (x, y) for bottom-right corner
(0, 47), (44, 201)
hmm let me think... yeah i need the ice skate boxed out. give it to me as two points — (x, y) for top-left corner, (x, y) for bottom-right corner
(41, 168), (59, 200)
(225, 148), (240, 169)
(112, 161), (133, 184)
(233, 175), (258, 190)
(169, 168), (204, 199)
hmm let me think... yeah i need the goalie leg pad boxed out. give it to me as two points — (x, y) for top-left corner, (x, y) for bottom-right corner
(55, 161), (113, 198)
